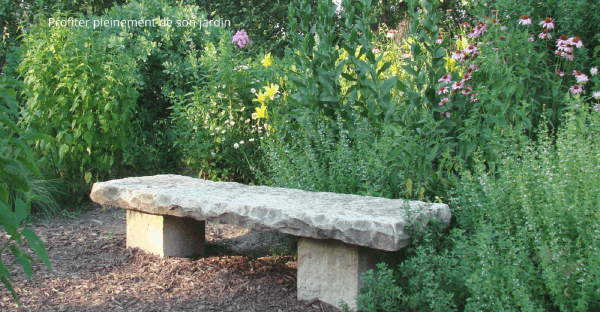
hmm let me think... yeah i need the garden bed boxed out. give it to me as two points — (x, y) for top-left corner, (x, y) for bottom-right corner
(0, 204), (338, 311)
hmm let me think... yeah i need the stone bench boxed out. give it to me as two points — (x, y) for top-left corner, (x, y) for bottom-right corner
(90, 174), (451, 310)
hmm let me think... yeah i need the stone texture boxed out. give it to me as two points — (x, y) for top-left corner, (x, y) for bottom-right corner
(297, 237), (396, 310)
(126, 210), (205, 257)
(91, 174), (451, 251)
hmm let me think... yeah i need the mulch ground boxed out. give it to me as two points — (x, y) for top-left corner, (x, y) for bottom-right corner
(0, 204), (340, 311)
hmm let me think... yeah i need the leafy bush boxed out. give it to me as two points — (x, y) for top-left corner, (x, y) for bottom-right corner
(0, 79), (51, 305)
(356, 104), (600, 311)
(18, 15), (141, 197)
(170, 30), (288, 183)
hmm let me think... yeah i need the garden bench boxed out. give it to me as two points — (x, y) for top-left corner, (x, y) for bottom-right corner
(90, 174), (451, 310)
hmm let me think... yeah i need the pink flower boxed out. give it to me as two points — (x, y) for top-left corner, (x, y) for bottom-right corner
(464, 45), (477, 54)
(538, 29), (552, 39)
(436, 36), (443, 44)
(591, 67), (598, 76)
(403, 53), (411, 59)
(593, 91), (600, 100)
(594, 104), (600, 112)
(539, 17), (555, 29)
(500, 26), (507, 31)
(570, 85), (583, 94)
(232, 30), (252, 48)
(528, 36), (535, 43)
(573, 70), (588, 84)
(461, 85), (473, 95)
(462, 73), (472, 82)
(519, 14), (532, 25)
(439, 97), (449, 106)
(437, 86), (450, 95)
(373, 48), (380, 53)
(442, 112), (451, 118)
(557, 35), (569, 46)
(556, 69), (565, 77)
(386, 30), (398, 39)
(569, 37), (583, 48)
(438, 74), (452, 84)
(470, 95), (478, 103)
(452, 50), (465, 60)
(557, 44), (573, 53)
(562, 52), (574, 61)
(452, 81), (463, 91)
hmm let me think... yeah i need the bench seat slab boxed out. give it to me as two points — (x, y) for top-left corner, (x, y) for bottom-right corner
(126, 210), (205, 257)
(297, 237), (394, 310)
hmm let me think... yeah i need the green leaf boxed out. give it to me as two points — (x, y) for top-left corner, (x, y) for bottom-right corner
(401, 65), (419, 78)
(0, 276), (18, 306)
(84, 172), (92, 184)
(0, 199), (16, 234)
(14, 198), (30, 225)
(21, 228), (51, 270)
(434, 47), (446, 58)
(58, 144), (69, 160)
(380, 77), (398, 96)
(9, 246), (33, 279)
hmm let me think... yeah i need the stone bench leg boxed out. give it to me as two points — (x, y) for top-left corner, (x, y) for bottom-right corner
(126, 210), (205, 258)
(297, 237), (394, 311)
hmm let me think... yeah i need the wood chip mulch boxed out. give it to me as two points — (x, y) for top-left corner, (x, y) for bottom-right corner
(0, 206), (340, 312)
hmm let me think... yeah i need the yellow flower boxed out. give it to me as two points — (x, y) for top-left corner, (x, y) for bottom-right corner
(254, 89), (268, 105)
(445, 56), (458, 72)
(261, 52), (273, 67)
(340, 50), (348, 60)
(457, 37), (469, 50)
(264, 83), (279, 100)
(290, 65), (297, 72)
(255, 103), (268, 119)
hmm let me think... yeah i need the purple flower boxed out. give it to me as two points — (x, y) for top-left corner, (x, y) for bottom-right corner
(519, 15), (532, 25)
(232, 30), (252, 48)
(540, 18), (555, 29)
(570, 85), (583, 95)
(438, 74), (452, 84)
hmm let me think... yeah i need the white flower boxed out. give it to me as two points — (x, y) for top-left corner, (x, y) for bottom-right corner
(221, 130), (226, 133)
(211, 152), (216, 156)
(591, 67), (598, 76)
(215, 127), (220, 131)
(241, 107), (246, 111)
(230, 121), (235, 126)
(593, 91), (600, 100)
(249, 138), (254, 142)
(251, 88), (256, 93)
(239, 140), (244, 144)
(234, 143), (239, 149)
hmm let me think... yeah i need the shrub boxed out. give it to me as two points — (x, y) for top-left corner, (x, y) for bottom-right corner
(18, 15), (141, 198)
(356, 104), (600, 311)
(170, 30), (287, 183)
(0, 79), (51, 305)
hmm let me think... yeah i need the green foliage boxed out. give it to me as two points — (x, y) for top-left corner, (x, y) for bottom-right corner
(194, 0), (297, 56)
(170, 30), (286, 183)
(287, 0), (399, 139)
(18, 15), (141, 197)
(356, 105), (600, 311)
(0, 80), (51, 306)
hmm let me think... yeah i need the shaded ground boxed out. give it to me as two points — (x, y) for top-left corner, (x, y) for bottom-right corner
(0, 204), (341, 311)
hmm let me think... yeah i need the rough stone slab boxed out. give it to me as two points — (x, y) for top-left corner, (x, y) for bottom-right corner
(126, 210), (205, 257)
(90, 174), (451, 251)
(297, 237), (396, 310)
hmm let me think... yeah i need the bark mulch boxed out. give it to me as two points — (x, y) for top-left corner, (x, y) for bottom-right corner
(0, 204), (341, 312)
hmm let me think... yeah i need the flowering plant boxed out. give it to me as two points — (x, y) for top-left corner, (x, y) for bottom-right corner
(231, 30), (252, 48)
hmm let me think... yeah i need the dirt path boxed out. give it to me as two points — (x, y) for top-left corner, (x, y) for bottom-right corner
(0, 204), (340, 311)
